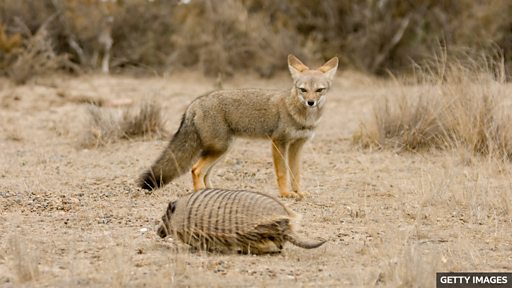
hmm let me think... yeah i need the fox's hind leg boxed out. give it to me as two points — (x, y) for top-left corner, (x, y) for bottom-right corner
(190, 119), (231, 190)
(191, 150), (226, 190)
(203, 152), (226, 188)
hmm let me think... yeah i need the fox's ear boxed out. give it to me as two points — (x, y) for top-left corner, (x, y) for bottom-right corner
(318, 56), (339, 80)
(288, 54), (309, 79)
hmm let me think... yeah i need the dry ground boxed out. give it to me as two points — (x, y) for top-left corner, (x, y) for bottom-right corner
(0, 71), (511, 287)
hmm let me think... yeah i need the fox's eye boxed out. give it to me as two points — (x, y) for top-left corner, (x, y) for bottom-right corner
(315, 88), (326, 93)
(299, 88), (307, 93)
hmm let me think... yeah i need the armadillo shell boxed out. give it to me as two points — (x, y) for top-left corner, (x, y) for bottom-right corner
(170, 189), (296, 253)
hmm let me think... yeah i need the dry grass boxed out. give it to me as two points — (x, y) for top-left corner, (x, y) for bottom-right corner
(1, 0), (512, 78)
(7, 26), (65, 84)
(121, 101), (167, 140)
(1, 74), (511, 286)
(1, 116), (23, 142)
(82, 100), (167, 148)
(0, 24), (22, 72)
(169, 0), (300, 78)
(354, 53), (512, 160)
(3, 232), (40, 284)
(375, 242), (445, 287)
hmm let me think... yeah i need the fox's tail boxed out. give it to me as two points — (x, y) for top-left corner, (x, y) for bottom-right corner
(138, 115), (202, 190)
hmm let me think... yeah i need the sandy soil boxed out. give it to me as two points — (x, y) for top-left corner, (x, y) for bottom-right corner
(0, 71), (511, 287)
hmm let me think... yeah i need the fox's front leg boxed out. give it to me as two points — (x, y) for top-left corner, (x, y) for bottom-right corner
(271, 139), (291, 198)
(288, 138), (308, 198)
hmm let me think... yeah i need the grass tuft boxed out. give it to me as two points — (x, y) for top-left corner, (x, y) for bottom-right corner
(121, 101), (167, 140)
(82, 100), (167, 148)
(354, 52), (512, 160)
(4, 233), (40, 284)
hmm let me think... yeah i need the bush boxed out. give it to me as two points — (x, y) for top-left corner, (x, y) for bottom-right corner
(7, 26), (65, 84)
(0, 0), (511, 79)
(354, 51), (512, 160)
(82, 101), (167, 148)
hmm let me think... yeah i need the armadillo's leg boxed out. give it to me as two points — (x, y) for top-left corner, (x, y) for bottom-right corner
(191, 150), (225, 190)
(271, 139), (291, 197)
(288, 138), (309, 198)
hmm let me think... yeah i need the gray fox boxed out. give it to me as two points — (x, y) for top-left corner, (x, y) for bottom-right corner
(138, 55), (338, 198)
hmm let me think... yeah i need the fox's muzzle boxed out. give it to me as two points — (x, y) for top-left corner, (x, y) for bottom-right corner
(299, 95), (324, 108)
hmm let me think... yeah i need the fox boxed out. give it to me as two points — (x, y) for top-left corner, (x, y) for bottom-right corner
(138, 54), (338, 199)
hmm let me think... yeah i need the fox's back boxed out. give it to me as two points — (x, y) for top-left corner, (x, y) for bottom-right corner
(189, 88), (288, 137)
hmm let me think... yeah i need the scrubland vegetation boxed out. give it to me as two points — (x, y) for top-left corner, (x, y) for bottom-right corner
(1, 0), (511, 81)
(354, 51), (512, 160)
(1, 1), (511, 287)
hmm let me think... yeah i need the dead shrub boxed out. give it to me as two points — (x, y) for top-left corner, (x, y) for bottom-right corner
(82, 105), (123, 148)
(169, 0), (301, 78)
(82, 100), (167, 148)
(354, 52), (512, 159)
(354, 91), (446, 151)
(1, 0), (511, 77)
(0, 24), (22, 71)
(121, 101), (167, 140)
(7, 26), (65, 84)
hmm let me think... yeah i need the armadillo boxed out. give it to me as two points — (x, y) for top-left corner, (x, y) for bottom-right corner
(157, 188), (326, 254)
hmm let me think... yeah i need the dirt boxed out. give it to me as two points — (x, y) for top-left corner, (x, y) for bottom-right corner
(0, 72), (511, 287)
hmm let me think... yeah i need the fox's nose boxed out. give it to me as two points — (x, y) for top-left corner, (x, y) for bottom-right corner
(307, 100), (316, 106)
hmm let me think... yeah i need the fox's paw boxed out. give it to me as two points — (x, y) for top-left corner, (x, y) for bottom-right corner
(278, 191), (293, 198)
(279, 191), (305, 200)
(295, 190), (310, 199)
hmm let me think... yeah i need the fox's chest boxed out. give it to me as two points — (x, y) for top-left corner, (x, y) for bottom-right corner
(271, 117), (315, 140)
(287, 128), (315, 140)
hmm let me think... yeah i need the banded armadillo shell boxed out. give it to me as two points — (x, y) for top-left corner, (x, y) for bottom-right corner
(158, 188), (325, 254)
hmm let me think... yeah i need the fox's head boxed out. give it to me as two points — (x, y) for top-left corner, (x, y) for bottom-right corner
(288, 55), (338, 109)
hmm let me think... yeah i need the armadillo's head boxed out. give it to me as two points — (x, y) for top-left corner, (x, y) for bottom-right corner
(157, 200), (177, 238)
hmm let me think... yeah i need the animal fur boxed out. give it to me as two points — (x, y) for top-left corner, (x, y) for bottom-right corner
(138, 55), (338, 199)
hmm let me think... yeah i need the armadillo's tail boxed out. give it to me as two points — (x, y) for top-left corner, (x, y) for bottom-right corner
(285, 234), (326, 249)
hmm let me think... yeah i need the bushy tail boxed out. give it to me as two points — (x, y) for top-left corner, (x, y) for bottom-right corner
(138, 115), (202, 190)
(286, 234), (326, 249)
